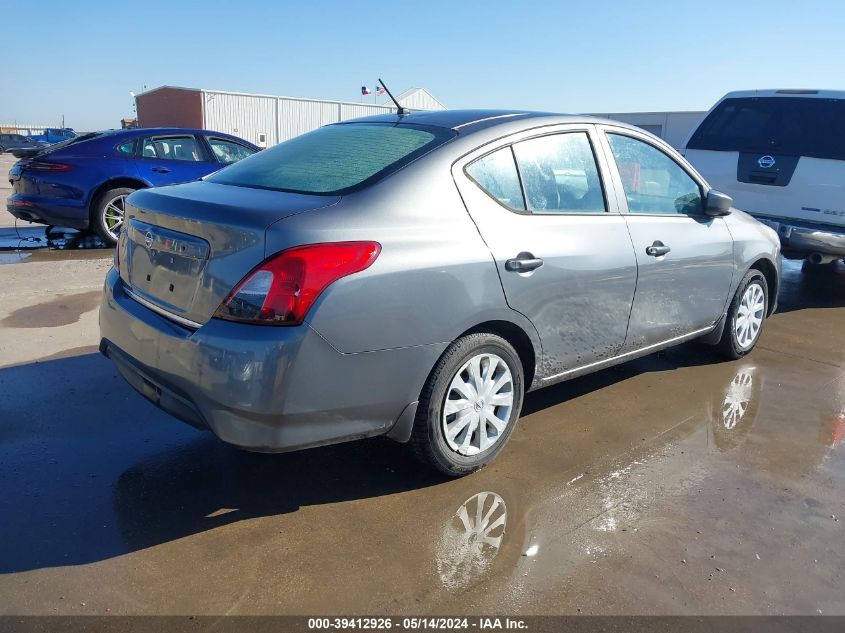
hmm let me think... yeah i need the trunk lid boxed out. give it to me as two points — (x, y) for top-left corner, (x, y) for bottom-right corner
(120, 181), (339, 326)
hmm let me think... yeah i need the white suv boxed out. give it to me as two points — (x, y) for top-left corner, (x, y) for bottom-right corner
(683, 90), (845, 265)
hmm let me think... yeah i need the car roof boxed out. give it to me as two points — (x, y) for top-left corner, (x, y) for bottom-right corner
(118, 127), (233, 136)
(339, 109), (632, 134)
(85, 127), (248, 139)
(720, 89), (845, 100)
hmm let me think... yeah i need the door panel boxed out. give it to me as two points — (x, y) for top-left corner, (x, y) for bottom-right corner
(622, 215), (734, 349)
(453, 127), (638, 378)
(135, 135), (217, 186)
(599, 128), (735, 350)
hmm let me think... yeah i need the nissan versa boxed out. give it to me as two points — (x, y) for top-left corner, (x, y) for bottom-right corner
(99, 110), (781, 476)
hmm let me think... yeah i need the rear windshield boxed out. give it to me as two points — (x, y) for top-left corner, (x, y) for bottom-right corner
(687, 97), (845, 160)
(34, 132), (103, 157)
(205, 123), (455, 194)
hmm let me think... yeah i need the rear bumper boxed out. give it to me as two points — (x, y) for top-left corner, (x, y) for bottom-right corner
(756, 216), (845, 257)
(99, 268), (443, 452)
(7, 194), (89, 229)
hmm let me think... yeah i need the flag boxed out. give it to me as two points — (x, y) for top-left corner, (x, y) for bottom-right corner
(376, 86), (386, 96)
(361, 86), (371, 95)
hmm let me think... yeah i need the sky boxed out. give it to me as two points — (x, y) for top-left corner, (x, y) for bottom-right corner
(3, 0), (845, 131)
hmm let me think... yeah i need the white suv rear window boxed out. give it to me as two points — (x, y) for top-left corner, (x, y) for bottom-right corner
(687, 97), (845, 160)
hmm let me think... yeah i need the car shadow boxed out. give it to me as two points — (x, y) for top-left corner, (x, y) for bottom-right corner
(522, 342), (724, 416)
(774, 259), (845, 314)
(0, 339), (733, 575)
(0, 353), (446, 574)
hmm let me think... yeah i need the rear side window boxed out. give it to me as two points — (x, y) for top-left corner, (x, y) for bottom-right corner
(148, 136), (203, 162)
(206, 123), (455, 194)
(466, 147), (525, 210)
(687, 97), (845, 160)
(117, 140), (136, 155)
(512, 132), (606, 213)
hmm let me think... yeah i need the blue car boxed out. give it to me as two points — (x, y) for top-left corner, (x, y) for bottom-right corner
(7, 128), (258, 244)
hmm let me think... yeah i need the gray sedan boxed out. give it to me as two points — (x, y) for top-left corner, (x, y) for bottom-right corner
(99, 110), (781, 476)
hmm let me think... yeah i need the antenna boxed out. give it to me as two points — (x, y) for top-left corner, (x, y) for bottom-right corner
(378, 78), (410, 116)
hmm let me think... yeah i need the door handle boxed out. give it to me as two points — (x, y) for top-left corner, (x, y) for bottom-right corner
(645, 241), (671, 257)
(505, 252), (544, 272)
(151, 166), (170, 173)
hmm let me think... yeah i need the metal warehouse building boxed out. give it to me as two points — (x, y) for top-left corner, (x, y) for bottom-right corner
(135, 86), (446, 147)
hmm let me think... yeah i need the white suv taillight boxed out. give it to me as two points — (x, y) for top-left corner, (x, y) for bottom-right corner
(213, 241), (381, 325)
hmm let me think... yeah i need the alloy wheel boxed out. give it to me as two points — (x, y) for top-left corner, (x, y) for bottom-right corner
(102, 194), (127, 240)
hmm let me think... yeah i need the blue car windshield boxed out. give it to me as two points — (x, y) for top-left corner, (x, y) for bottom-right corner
(205, 123), (455, 195)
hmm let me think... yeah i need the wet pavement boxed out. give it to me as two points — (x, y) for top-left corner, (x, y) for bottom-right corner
(0, 256), (843, 615)
(0, 225), (109, 256)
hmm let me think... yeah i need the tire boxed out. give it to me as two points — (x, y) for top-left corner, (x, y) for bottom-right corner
(801, 259), (839, 275)
(410, 333), (525, 477)
(716, 269), (768, 359)
(92, 187), (135, 246)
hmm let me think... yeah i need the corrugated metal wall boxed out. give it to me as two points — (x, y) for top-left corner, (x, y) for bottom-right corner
(338, 103), (393, 120)
(202, 92), (278, 147)
(201, 90), (401, 146)
(277, 99), (339, 144)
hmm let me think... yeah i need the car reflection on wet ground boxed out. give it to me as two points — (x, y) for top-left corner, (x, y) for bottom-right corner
(0, 252), (843, 615)
(0, 225), (108, 257)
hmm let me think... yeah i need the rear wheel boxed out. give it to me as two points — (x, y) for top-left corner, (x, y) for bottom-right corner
(716, 269), (768, 359)
(92, 187), (135, 246)
(801, 259), (840, 274)
(410, 333), (524, 477)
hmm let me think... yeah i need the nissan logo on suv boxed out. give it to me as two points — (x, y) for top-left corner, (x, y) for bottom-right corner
(757, 155), (776, 169)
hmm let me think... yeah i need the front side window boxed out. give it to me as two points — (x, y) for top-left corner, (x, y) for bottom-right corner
(147, 136), (203, 162)
(465, 147), (525, 210)
(208, 137), (255, 164)
(607, 133), (703, 215)
(206, 123), (454, 194)
(512, 132), (606, 213)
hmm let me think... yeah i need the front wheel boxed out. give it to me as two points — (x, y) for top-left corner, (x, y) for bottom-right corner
(410, 333), (525, 477)
(716, 269), (769, 359)
(92, 187), (135, 246)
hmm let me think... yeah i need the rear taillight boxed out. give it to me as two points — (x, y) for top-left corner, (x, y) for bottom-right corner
(26, 161), (73, 172)
(214, 241), (381, 325)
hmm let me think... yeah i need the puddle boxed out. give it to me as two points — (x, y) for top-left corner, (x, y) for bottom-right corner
(0, 225), (109, 256)
(1, 291), (102, 328)
(0, 252), (32, 264)
(435, 491), (508, 590)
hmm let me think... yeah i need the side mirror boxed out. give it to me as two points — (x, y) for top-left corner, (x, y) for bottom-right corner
(705, 189), (732, 216)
